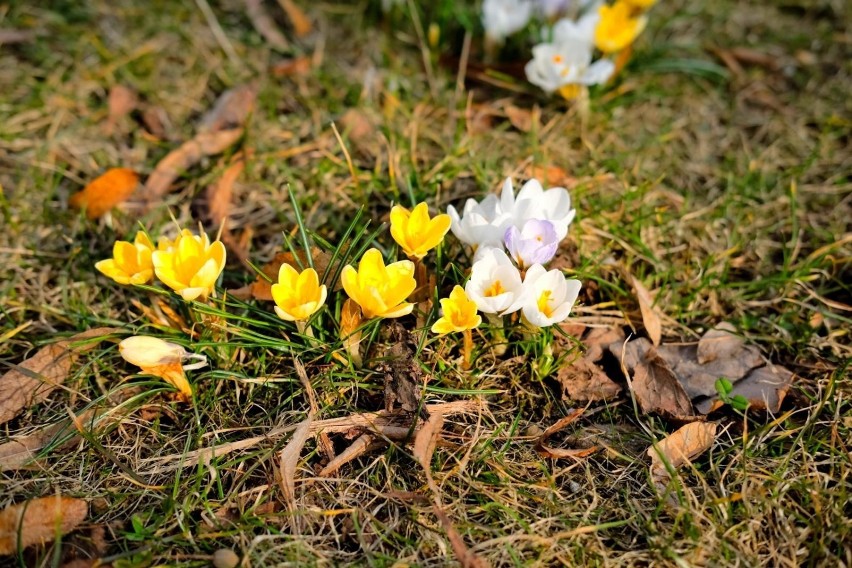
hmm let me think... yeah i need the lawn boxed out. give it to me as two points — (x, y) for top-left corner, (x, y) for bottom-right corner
(0, 0), (850, 566)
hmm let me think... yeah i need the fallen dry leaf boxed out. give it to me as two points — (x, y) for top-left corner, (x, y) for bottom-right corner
(107, 85), (137, 122)
(535, 408), (600, 459)
(524, 164), (581, 189)
(0, 28), (36, 44)
(657, 343), (762, 399)
(0, 328), (120, 426)
(245, 0), (289, 50)
(69, 168), (139, 219)
(584, 326), (626, 363)
(140, 106), (170, 140)
(557, 358), (622, 403)
(206, 152), (247, 226)
(435, 509), (490, 568)
(631, 349), (696, 420)
(0, 496), (87, 555)
(504, 104), (538, 133)
(629, 274), (662, 346)
(142, 128), (243, 203)
(198, 85), (257, 134)
(413, 412), (443, 470)
(278, 0), (312, 37)
(696, 322), (759, 365)
(0, 414), (89, 471)
(648, 421), (717, 484)
(271, 56), (312, 77)
(278, 416), (313, 510)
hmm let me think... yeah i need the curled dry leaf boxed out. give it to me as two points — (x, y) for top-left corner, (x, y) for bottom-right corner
(696, 364), (794, 414)
(648, 421), (717, 485)
(0, 496), (88, 555)
(69, 168), (139, 219)
(198, 85), (258, 134)
(104, 84), (138, 134)
(271, 56), (312, 77)
(535, 408), (600, 459)
(0, 328), (121, 426)
(278, 0), (312, 37)
(279, 416), (314, 510)
(413, 412), (443, 470)
(631, 349), (697, 420)
(628, 274), (662, 346)
(245, 0), (289, 50)
(142, 128), (243, 204)
(504, 104), (538, 133)
(557, 358), (622, 403)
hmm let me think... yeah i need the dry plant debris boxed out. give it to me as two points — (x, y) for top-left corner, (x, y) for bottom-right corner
(0, 497), (87, 555)
(0, 328), (120, 425)
(647, 421), (718, 486)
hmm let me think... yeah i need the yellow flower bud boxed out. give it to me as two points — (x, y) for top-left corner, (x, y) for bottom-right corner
(431, 286), (482, 335)
(95, 232), (155, 285)
(118, 336), (207, 401)
(271, 265), (327, 322)
(595, 1), (647, 54)
(389, 202), (452, 260)
(341, 248), (416, 319)
(152, 228), (226, 302)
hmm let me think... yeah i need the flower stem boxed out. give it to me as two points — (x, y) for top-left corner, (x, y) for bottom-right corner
(462, 329), (473, 370)
(486, 314), (508, 356)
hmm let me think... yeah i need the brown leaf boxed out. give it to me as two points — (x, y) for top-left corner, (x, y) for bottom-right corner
(271, 56), (312, 77)
(206, 153), (247, 225)
(69, 168), (139, 219)
(247, 247), (340, 300)
(413, 412), (443, 470)
(0, 496), (88, 555)
(648, 421), (717, 483)
(245, 0), (289, 50)
(277, 0), (312, 37)
(631, 349), (696, 419)
(656, 342), (763, 399)
(434, 509), (490, 568)
(535, 409), (600, 459)
(380, 323), (426, 416)
(696, 322), (752, 365)
(140, 106), (170, 140)
(524, 165), (579, 189)
(106, 85), (138, 126)
(557, 358), (622, 403)
(629, 275), (662, 346)
(278, 416), (313, 509)
(0, 414), (89, 471)
(583, 326), (626, 363)
(338, 108), (379, 159)
(504, 104), (537, 133)
(0, 328), (120, 426)
(142, 129), (243, 203)
(198, 85), (257, 134)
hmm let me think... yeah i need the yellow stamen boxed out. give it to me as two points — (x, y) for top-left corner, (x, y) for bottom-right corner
(537, 290), (554, 318)
(484, 280), (505, 297)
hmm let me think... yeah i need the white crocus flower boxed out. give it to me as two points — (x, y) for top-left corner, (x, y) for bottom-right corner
(552, 11), (600, 45)
(521, 264), (582, 327)
(524, 38), (615, 95)
(500, 177), (577, 241)
(466, 248), (527, 315)
(448, 194), (514, 248)
(483, 0), (534, 42)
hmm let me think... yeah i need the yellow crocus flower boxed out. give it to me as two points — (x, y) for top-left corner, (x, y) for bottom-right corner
(95, 232), (156, 285)
(119, 335), (207, 402)
(431, 286), (482, 335)
(595, 1), (647, 54)
(152, 228), (226, 302)
(271, 264), (327, 322)
(341, 248), (416, 319)
(390, 202), (452, 260)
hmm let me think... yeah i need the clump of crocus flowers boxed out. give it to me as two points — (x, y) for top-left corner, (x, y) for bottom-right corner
(95, 177), (583, 399)
(480, 0), (657, 100)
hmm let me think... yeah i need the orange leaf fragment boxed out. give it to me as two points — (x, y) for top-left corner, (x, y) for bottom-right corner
(278, 0), (312, 37)
(69, 168), (139, 219)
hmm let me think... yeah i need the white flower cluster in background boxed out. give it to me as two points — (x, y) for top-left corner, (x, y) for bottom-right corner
(482, 0), (657, 99)
(448, 178), (581, 328)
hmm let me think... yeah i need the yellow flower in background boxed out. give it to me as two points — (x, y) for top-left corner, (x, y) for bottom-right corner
(119, 335), (207, 402)
(390, 202), (452, 260)
(595, 1), (647, 54)
(95, 232), (156, 285)
(341, 248), (416, 319)
(152, 228), (226, 302)
(271, 265), (327, 322)
(431, 286), (482, 335)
